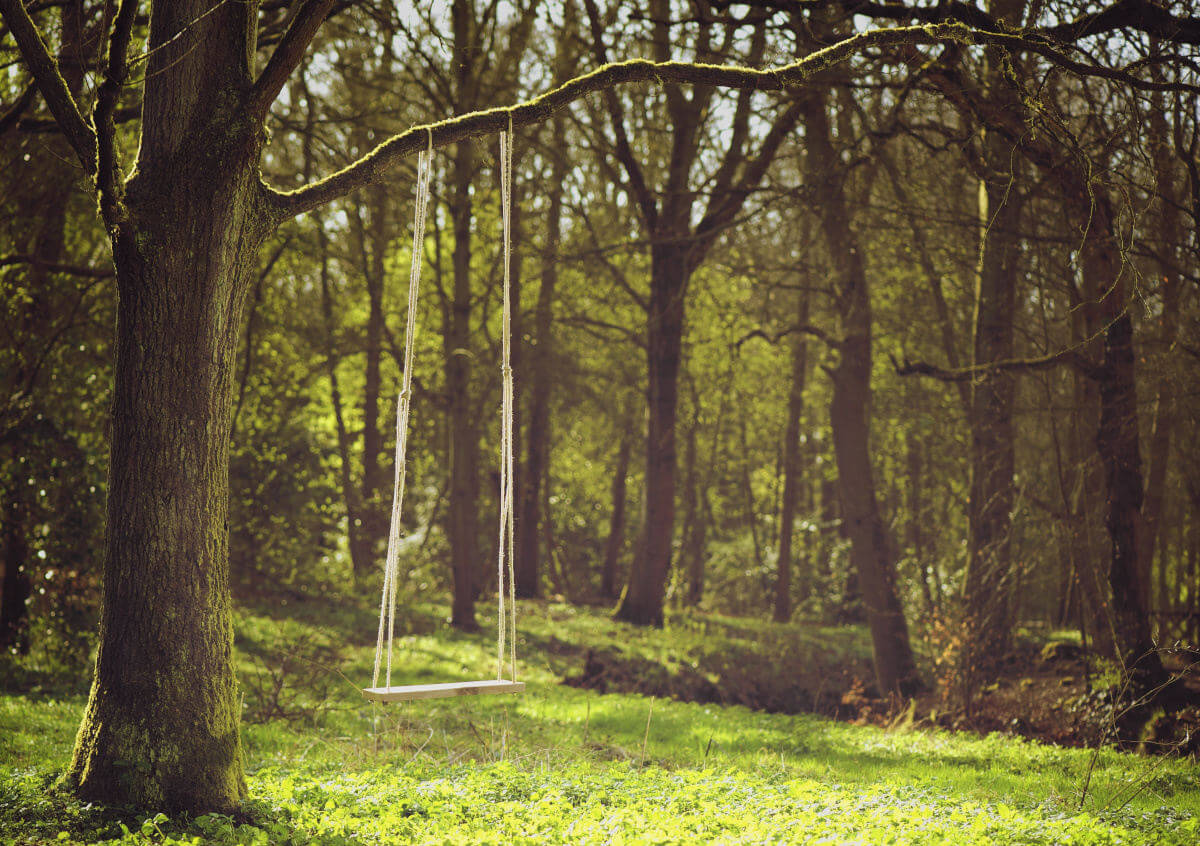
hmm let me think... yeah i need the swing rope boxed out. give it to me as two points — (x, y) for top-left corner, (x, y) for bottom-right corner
(372, 132), (433, 691)
(497, 115), (517, 683)
(369, 121), (519, 694)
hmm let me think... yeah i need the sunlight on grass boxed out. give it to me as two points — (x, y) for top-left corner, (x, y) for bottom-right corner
(1, 598), (1196, 844)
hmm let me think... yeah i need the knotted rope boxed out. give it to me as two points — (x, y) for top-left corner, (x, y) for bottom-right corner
(496, 115), (517, 682)
(372, 132), (433, 690)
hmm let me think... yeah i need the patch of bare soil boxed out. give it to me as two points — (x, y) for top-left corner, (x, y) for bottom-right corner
(564, 638), (1200, 755)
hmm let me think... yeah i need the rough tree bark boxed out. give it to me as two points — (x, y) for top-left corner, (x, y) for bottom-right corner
(50, 0), (275, 811)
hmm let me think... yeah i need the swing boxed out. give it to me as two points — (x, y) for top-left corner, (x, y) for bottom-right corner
(363, 122), (524, 704)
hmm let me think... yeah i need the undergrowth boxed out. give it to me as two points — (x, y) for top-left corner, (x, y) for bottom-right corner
(1, 596), (1196, 844)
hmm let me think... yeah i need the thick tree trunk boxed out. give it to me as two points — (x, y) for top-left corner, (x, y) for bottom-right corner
(68, 168), (265, 810)
(803, 89), (921, 696)
(601, 433), (632, 600)
(615, 243), (688, 626)
(775, 290), (811, 622)
(63, 0), (264, 810)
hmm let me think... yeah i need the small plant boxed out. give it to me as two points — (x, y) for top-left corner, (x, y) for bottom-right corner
(241, 631), (347, 725)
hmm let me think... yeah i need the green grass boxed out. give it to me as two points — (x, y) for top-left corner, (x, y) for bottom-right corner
(1, 597), (1196, 844)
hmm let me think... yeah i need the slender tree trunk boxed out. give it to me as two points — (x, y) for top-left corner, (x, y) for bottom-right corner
(615, 242), (688, 626)
(316, 221), (371, 578)
(445, 135), (481, 630)
(0, 479), (31, 653)
(680, 413), (711, 609)
(679, 417), (701, 606)
(444, 0), (481, 629)
(601, 433), (632, 600)
(515, 125), (565, 599)
(962, 1), (1026, 672)
(775, 289), (811, 622)
(803, 88), (921, 696)
(358, 183), (390, 574)
(907, 433), (937, 615)
(1138, 97), (1183, 606)
(1065, 260), (1119, 659)
(1081, 194), (1178, 734)
(963, 140), (1022, 677)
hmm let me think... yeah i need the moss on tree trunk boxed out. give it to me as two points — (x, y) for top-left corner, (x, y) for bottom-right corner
(65, 130), (269, 810)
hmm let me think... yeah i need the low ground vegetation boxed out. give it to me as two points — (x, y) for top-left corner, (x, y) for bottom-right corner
(1, 597), (1197, 844)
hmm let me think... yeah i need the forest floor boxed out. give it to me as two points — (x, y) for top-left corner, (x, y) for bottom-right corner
(1, 594), (1198, 844)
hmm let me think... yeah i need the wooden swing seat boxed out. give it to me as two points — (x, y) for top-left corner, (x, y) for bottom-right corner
(362, 679), (525, 702)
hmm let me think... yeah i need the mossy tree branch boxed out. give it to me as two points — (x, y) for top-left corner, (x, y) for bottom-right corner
(267, 16), (1199, 224)
(267, 22), (986, 222)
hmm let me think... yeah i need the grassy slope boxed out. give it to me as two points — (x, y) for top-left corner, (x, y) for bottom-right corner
(1, 598), (1197, 844)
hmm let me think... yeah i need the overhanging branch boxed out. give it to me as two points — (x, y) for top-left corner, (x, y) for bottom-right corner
(267, 22), (981, 222)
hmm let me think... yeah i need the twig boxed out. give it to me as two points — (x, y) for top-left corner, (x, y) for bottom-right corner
(639, 697), (655, 771)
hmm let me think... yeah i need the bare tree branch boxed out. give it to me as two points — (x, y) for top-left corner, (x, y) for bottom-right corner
(890, 346), (1102, 382)
(249, 0), (339, 119)
(1045, 0), (1200, 46)
(0, 254), (114, 277)
(582, 0), (659, 229)
(0, 0), (96, 170)
(0, 81), (36, 137)
(95, 0), (138, 228)
(750, 0), (1200, 46)
(737, 323), (839, 351)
